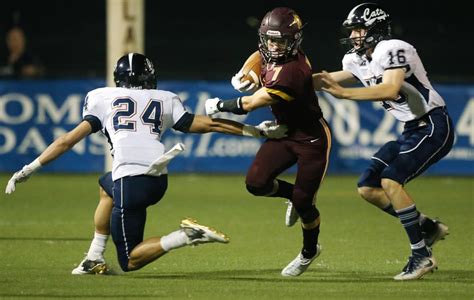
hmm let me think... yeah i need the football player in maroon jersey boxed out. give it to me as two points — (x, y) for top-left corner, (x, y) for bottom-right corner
(206, 7), (331, 277)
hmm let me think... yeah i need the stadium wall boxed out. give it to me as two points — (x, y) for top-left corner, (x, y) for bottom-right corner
(0, 80), (472, 175)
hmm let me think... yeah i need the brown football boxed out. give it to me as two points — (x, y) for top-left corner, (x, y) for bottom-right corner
(239, 50), (262, 86)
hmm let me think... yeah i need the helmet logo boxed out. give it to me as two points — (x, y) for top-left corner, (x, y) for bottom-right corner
(289, 14), (303, 29)
(362, 8), (388, 25)
(266, 30), (282, 37)
(145, 58), (155, 74)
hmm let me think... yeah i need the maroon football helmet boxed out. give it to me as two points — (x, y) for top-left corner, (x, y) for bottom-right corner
(258, 7), (305, 63)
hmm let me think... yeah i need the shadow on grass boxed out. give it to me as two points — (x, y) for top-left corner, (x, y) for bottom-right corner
(131, 268), (474, 284)
(0, 236), (90, 241)
(0, 295), (160, 298)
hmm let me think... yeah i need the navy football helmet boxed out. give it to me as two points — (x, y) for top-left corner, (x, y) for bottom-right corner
(258, 7), (304, 63)
(339, 3), (391, 55)
(113, 53), (157, 89)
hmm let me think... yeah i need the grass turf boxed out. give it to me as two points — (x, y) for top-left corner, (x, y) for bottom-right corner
(0, 174), (473, 299)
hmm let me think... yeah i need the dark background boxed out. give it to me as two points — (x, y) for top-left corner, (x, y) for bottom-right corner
(0, 0), (470, 82)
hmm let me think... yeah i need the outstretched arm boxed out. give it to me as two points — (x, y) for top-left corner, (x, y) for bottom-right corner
(312, 70), (357, 91)
(187, 115), (287, 139)
(38, 121), (92, 165)
(205, 88), (278, 116)
(188, 115), (247, 135)
(320, 68), (405, 101)
(5, 121), (92, 194)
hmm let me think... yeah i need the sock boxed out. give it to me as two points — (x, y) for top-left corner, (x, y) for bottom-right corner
(160, 230), (189, 252)
(382, 203), (397, 217)
(270, 179), (293, 199)
(87, 232), (109, 260)
(396, 205), (430, 257)
(382, 205), (437, 234)
(419, 213), (437, 233)
(301, 225), (320, 259)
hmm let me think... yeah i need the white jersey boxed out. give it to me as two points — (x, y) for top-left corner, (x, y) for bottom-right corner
(82, 87), (187, 180)
(342, 39), (445, 122)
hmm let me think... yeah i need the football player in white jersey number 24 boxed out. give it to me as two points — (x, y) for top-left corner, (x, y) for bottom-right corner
(5, 53), (288, 274)
(313, 3), (454, 281)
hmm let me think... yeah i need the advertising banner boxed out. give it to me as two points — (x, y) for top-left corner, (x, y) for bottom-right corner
(1, 80), (472, 175)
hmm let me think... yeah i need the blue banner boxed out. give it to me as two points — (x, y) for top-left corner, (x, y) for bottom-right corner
(1, 80), (473, 175)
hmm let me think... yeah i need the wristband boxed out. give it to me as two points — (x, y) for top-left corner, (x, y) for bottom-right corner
(217, 97), (248, 115)
(28, 158), (42, 171)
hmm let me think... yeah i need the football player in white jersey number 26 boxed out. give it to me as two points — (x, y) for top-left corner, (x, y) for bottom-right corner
(5, 53), (288, 274)
(313, 3), (454, 281)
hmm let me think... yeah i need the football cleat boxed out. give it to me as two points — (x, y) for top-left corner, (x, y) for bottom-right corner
(281, 244), (322, 277)
(285, 201), (299, 227)
(393, 253), (437, 281)
(180, 218), (230, 245)
(71, 257), (108, 275)
(423, 219), (449, 248)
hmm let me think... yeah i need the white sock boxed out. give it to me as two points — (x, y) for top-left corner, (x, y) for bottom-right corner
(87, 232), (109, 261)
(160, 230), (189, 252)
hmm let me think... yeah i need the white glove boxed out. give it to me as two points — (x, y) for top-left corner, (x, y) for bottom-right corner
(231, 71), (257, 93)
(256, 121), (288, 139)
(205, 97), (221, 116)
(5, 159), (42, 194)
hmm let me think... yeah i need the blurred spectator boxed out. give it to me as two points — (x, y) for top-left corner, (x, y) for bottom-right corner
(0, 26), (44, 79)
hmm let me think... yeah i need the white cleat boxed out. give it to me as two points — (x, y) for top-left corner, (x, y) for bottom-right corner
(180, 218), (230, 245)
(393, 253), (438, 281)
(281, 244), (322, 277)
(71, 257), (108, 275)
(285, 201), (299, 227)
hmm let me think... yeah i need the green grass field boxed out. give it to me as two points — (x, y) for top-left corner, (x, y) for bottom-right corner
(0, 174), (472, 299)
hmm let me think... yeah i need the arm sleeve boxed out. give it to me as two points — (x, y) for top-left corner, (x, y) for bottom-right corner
(172, 112), (195, 132)
(83, 115), (102, 133)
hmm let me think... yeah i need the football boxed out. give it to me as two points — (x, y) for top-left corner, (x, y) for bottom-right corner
(239, 50), (262, 86)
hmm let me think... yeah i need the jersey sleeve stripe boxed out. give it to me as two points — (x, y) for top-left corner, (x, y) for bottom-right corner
(385, 64), (411, 72)
(83, 115), (102, 133)
(265, 88), (295, 102)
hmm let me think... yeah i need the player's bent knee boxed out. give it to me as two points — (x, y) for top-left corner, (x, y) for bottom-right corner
(381, 178), (402, 193)
(357, 186), (374, 200)
(246, 183), (272, 196)
(118, 258), (130, 272)
(296, 205), (320, 224)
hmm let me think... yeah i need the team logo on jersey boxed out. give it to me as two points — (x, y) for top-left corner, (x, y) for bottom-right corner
(83, 95), (89, 111)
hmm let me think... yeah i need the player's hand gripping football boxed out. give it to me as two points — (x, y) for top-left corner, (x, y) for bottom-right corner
(5, 160), (41, 194)
(256, 121), (288, 139)
(231, 71), (258, 93)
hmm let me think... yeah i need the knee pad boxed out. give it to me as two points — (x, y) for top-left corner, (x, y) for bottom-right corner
(246, 182), (273, 196)
(296, 205), (320, 224)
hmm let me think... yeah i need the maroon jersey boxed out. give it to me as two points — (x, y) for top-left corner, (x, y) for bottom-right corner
(261, 51), (323, 137)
